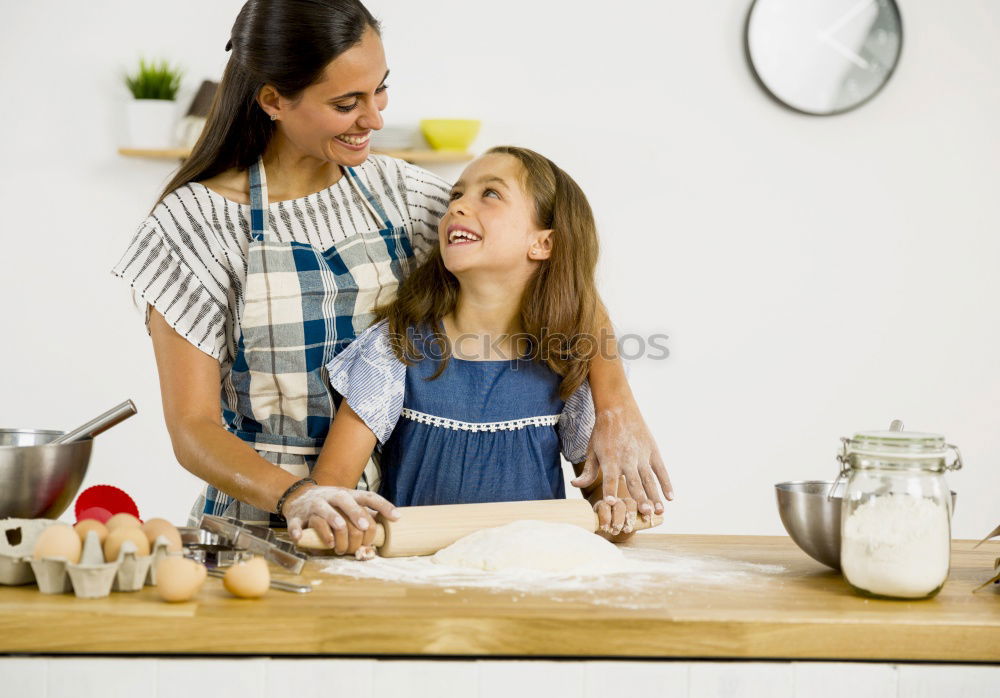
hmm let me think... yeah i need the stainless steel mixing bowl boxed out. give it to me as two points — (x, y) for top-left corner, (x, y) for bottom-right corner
(776, 480), (957, 571)
(775, 481), (845, 570)
(0, 429), (92, 519)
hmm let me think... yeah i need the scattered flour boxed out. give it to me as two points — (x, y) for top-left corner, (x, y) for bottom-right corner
(318, 524), (787, 606)
(841, 493), (951, 598)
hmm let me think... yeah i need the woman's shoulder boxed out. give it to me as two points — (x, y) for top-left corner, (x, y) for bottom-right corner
(359, 152), (406, 174)
(192, 168), (250, 205)
(352, 153), (408, 191)
(358, 154), (450, 196)
(151, 179), (232, 220)
(143, 175), (250, 247)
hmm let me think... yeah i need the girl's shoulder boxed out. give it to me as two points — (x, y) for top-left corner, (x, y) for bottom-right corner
(327, 320), (397, 371)
(326, 319), (407, 445)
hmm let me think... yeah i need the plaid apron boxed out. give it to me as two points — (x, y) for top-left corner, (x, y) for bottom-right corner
(193, 158), (417, 526)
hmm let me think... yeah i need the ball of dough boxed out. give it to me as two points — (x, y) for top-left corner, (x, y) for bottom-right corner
(431, 520), (627, 573)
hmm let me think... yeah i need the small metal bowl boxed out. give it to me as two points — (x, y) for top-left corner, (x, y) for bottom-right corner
(775, 481), (845, 570)
(0, 429), (92, 519)
(776, 480), (957, 570)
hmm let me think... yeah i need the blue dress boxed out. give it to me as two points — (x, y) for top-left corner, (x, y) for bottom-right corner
(326, 320), (595, 506)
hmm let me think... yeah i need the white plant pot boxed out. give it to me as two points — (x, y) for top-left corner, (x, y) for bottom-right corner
(125, 98), (178, 149)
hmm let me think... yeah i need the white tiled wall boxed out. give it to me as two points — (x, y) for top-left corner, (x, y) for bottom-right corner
(1, 659), (998, 698)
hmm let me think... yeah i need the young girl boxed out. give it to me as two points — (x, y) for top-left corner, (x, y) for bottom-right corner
(286, 146), (640, 553)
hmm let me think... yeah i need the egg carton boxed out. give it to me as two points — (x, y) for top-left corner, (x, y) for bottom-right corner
(27, 530), (181, 598)
(0, 518), (58, 585)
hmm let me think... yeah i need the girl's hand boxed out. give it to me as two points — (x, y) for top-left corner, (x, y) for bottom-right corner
(283, 485), (399, 556)
(594, 495), (639, 542)
(572, 402), (674, 518)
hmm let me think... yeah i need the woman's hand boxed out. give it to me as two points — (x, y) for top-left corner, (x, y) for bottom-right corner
(593, 495), (639, 543)
(572, 401), (673, 518)
(283, 485), (399, 556)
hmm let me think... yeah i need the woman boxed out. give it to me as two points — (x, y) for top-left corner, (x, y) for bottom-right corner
(111, 0), (673, 534)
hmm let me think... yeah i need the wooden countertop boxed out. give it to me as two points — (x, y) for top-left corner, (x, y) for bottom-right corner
(1, 535), (998, 661)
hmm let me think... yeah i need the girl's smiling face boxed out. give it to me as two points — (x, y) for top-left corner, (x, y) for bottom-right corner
(439, 153), (553, 277)
(258, 26), (389, 168)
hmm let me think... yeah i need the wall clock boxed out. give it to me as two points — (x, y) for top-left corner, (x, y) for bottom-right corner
(745, 0), (903, 115)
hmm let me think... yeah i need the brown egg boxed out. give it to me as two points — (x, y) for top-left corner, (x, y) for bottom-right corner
(32, 524), (82, 563)
(103, 527), (150, 561)
(155, 556), (206, 602)
(74, 519), (108, 544)
(141, 518), (183, 552)
(223, 556), (270, 599)
(105, 513), (143, 531)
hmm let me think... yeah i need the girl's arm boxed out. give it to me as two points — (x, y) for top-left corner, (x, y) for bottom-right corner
(312, 402), (377, 488)
(302, 401), (382, 553)
(573, 461), (638, 544)
(572, 305), (674, 516)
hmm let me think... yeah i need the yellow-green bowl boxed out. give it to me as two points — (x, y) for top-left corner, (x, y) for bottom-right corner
(420, 119), (481, 151)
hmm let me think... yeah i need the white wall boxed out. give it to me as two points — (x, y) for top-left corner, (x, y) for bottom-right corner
(1, 1), (997, 539)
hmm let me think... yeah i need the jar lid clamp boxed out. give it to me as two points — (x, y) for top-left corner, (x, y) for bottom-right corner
(828, 420), (963, 500)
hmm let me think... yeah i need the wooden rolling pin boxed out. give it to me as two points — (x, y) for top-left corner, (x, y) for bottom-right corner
(295, 498), (663, 557)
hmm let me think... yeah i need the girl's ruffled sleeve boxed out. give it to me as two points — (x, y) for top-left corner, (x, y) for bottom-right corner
(558, 379), (596, 465)
(325, 320), (406, 445)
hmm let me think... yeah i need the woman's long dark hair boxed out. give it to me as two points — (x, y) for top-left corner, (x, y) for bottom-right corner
(154, 0), (380, 206)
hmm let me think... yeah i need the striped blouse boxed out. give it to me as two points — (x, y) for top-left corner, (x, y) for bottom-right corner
(110, 155), (451, 363)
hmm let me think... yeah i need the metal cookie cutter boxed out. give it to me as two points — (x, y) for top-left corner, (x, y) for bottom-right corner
(197, 515), (308, 575)
(177, 527), (254, 568)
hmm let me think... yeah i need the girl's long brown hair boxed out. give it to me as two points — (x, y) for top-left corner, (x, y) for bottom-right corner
(374, 146), (601, 400)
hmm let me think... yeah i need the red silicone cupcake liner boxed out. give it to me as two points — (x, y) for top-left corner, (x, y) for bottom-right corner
(74, 485), (140, 523)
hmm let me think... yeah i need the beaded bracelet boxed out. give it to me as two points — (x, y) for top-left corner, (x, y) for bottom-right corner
(275, 477), (317, 518)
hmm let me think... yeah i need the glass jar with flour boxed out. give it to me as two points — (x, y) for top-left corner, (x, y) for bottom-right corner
(835, 425), (962, 600)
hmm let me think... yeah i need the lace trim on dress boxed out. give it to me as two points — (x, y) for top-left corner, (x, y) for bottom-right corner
(400, 408), (561, 433)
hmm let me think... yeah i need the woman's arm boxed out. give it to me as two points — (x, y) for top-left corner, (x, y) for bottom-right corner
(148, 307), (300, 512)
(573, 305), (674, 516)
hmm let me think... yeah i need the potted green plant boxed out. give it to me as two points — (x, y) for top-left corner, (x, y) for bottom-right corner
(124, 58), (183, 149)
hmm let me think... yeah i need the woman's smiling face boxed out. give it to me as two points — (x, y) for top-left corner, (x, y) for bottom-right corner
(260, 26), (389, 167)
(439, 153), (553, 277)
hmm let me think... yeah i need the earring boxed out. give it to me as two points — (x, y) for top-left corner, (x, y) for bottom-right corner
(270, 114), (278, 121)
